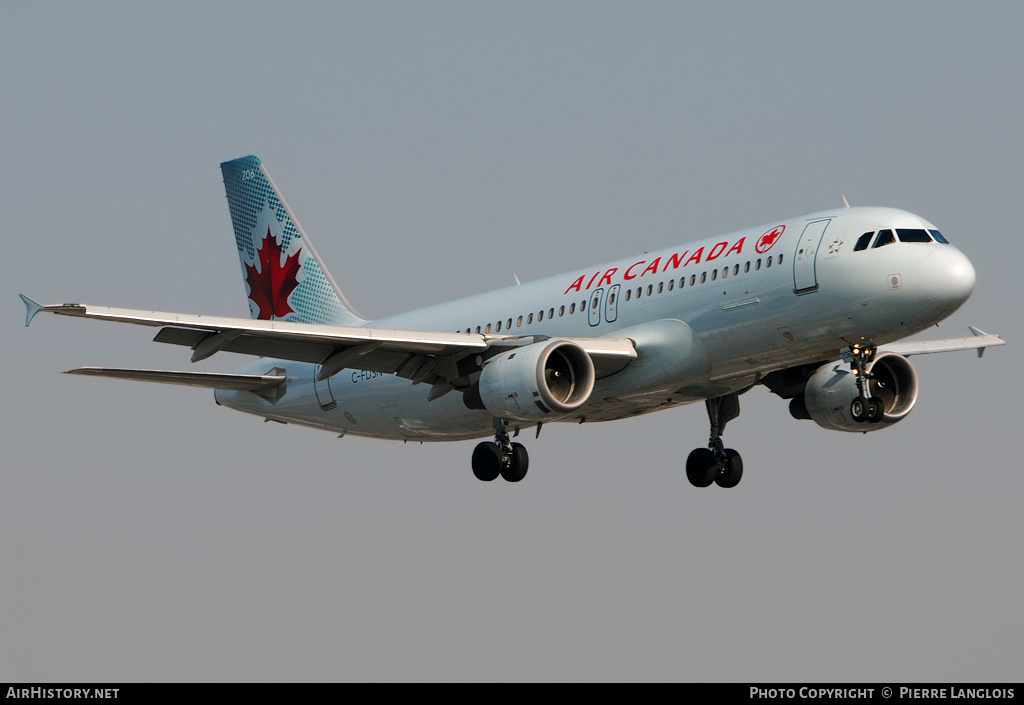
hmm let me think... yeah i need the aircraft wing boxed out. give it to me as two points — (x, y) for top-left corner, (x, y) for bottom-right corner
(879, 327), (1005, 358)
(22, 297), (637, 392)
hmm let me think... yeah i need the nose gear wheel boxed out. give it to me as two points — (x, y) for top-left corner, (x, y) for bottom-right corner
(843, 343), (885, 424)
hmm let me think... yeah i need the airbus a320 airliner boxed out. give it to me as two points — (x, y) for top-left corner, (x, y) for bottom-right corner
(22, 156), (1003, 487)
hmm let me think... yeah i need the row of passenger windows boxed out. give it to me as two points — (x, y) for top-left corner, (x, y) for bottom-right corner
(853, 228), (949, 252)
(461, 254), (782, 335)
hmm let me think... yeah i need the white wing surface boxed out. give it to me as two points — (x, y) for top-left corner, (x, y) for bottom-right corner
(23, 297), (637, 387)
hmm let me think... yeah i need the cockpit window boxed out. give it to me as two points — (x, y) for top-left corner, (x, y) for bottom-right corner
(896, 228), (932, 243)
(929, 229), (950, 244)
(854, 232), (874, 251)
(873, 229), (895, 248)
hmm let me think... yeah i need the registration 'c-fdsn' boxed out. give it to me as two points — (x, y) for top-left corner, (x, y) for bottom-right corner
(22, 156), (1004, 487)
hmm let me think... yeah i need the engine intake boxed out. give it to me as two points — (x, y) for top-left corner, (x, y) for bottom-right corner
(472, 340), (595, 422)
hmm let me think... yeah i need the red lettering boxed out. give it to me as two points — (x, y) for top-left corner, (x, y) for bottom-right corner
(585, 271), (601, 290)
(564, 275), (585, 294)
(623, 261), (646, 280)
(685, 247), (704, 266)
(706, 241), (728, 261)
(725, 237), (745, 257)
(663, 251), (688, 272)
(598, 268), (618, 286)
(641, 258), (662, 277)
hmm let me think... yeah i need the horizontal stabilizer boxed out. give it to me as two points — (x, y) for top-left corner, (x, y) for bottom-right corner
(66, 368), (286, 399)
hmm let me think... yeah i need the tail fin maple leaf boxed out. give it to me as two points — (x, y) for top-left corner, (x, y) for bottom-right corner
(245, 228), (303, 320)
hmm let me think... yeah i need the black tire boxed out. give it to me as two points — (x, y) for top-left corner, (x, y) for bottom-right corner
(850, 397), (868, 423)
(867, 396), (885, 423)
(501, 442), (529, 483)
(472, 442), (501, 481)
(715, 449), (743, 488)
(686, 448), (717, 488)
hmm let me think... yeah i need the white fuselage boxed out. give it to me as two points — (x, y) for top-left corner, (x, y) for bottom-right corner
(214, 206), (976, 440)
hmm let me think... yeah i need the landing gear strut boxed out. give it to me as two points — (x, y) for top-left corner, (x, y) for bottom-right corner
(843, 343), (884, 424)
(687, 393), (743, 488)
(472, 419), (529, 482)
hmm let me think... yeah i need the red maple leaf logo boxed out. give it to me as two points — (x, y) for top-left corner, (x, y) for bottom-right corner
(245, 227), (302, 319)
(756, 225), (785, 254)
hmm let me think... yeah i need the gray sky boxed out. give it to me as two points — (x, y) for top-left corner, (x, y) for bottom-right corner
(3, 1), (1021, 682)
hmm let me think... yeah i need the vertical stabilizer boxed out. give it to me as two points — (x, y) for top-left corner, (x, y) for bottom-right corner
(220, 156), (366, 326)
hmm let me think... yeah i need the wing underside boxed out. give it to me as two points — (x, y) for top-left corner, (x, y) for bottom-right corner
(879, 327), (1004, 357)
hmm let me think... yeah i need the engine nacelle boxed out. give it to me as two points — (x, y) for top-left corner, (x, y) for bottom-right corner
(475, 340), (595, 422)
(801, 352), (919, 432)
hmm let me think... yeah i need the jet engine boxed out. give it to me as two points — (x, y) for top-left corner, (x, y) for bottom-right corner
(470, 340), (595, 422)
(799, 352), (919, 432)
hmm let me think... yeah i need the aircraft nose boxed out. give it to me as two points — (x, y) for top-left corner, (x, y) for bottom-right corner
(919, 247), (976, 315)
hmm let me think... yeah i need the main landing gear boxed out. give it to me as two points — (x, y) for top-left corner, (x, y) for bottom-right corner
(472, 419), (529, 483)
(844, 343), (885, 425)
(687, 393), (744, 489)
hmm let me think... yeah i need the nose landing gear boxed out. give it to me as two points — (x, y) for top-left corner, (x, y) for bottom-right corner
(844, 343), (885, 424)
(687, 393), (744, 488)
(472, 419), (529, 482)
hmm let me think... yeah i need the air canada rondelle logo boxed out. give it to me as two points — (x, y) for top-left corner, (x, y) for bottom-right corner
(756, 225), (785, 254)
(245, 227), (302, 320)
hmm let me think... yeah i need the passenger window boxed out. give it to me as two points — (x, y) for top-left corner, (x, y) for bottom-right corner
(680, 277), (685, 288)
(854, 232), (874, 251)
(722, 267), (728, 279)
(485, 323), (491, 333)
(496, 320), (502, 332)
(668, 279), (674, 291)
(517, 316), (523, 327)
(657, 282), (663, 293)
(712, 269), (718, 281)
(549, 308), (554, 319)
(570, 303), (576, 314)
(507, 318), (513, 329)
(636, 288), (641, 299)
(527, 313), (533, 324)
(647, 285), (653, 296)
(733, 264), (739, 275)
(777, 254), (783, 265)
(744, 261), (750, 273)
(690, 274), (696, 286)
(755, 258), (761, 270)
(929, 229), (950, 244)
(700, 272), (707, 283)
(767, 256), (772, 267)
(475, 326), (481, 333)
(538, 310), (544, 321)
(625, 289), (631, 301)
(559, 305), (565, 317)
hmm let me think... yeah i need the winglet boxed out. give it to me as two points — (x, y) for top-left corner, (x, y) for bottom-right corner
(19, 294), (43, 327)
(969, 326), (992, 357)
